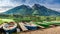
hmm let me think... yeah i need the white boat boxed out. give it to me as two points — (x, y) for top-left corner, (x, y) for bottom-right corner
(0, 24), (3, 28)
(0, 23), (6, 34)
(3, 22), (17, 34)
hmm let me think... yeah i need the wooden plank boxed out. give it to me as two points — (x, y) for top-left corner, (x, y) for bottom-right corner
(38, 26), (45, 29)
(49, 25), (55, 27)
(19, 23), (28, 31)
(30, 22), (45, 29)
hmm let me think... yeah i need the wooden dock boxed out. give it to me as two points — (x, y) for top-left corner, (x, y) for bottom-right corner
(19, 23), (28, 31)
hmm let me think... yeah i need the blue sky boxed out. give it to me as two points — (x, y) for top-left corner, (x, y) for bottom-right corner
(0, 0), (60, 13)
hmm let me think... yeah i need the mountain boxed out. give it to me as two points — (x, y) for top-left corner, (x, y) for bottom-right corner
(32, 4), (60, 16)
(3, 5), (32, 16)
(2, 4), (60, 16)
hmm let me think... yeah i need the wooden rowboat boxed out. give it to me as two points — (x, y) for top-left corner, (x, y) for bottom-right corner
(3, 22), (17, 34)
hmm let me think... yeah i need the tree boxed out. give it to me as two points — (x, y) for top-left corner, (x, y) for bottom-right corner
(32, 10), (39, 16)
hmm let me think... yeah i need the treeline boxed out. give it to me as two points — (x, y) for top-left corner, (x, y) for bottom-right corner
(14, 16), (60, 22)
(0, 14), (60, 22)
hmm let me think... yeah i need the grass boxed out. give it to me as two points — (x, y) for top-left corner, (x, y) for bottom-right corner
(0, 19), (14, 24)
(33, 21), (60, 28)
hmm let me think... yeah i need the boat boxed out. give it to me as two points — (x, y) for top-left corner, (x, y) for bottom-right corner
(0, 23), (6, 34)
(3, 22), (17, 34)
(24, 22), (38, 30)
(0, 24), (3, 33)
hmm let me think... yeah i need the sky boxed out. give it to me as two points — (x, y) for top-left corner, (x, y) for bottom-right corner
(0, 0), (60, 13)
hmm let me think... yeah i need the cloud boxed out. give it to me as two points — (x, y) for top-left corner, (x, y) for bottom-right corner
(0, 0), (60, 13)
(0, 0), (19, 6)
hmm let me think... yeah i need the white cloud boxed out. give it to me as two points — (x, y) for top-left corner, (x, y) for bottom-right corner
(0, 0), (19, 6)
(0, 8), (11, 13)
(50, 8), (60, 12)
(0, 0), (19, 13)
(0, 0), (60, 13)
(42, 3), (60, 11)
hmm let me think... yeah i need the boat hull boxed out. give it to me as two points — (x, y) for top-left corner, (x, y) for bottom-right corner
(4, 27), (17, 32)
(25, 26), (37, 30)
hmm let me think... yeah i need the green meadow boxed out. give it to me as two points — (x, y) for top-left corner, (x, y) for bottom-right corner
(0, 15), (60, 26)
(0, 19), (14, 24)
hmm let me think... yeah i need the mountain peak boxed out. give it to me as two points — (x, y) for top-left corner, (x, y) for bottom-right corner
(33, 4), (47, 9)
(34, 4), (42, 7)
